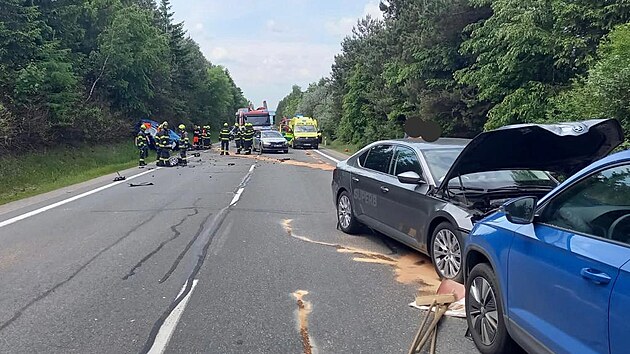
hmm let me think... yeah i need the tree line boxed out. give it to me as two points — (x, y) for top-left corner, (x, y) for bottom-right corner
(0, 0), (248, 152)
(276, 0), (630, 148)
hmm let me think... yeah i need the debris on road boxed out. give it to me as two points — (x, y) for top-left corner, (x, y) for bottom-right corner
(282, 219), (440, 288)
(113, 172), (126, 181)
(292, 290), (314, 354)
(409, 279), (466, 318)
(278, 157), (291, 162)
(128, 182), (154, 187)
(408, 294), (456, 354)
(230, 154), (334, 171)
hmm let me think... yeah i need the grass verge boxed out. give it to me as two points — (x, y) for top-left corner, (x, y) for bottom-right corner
(323, 139), (360, 156)
(0, 141), (154, 205)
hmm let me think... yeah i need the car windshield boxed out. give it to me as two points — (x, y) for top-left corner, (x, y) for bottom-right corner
(245, 115), (270, 126)
(422, 149), (556, 189)
(294, 125), (316, 133)
(261, 131), (283, 138)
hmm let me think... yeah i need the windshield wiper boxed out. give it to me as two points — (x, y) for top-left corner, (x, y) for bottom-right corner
(486, 185), (553, 193)
(447, 185), (485, 192)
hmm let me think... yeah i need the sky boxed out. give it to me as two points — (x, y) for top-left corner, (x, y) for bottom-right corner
(169, 0), (384, 110)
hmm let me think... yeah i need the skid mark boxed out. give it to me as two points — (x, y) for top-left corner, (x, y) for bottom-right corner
(229, 154), (334, 171)
(292, 290), (314, 354)
(282, 219), (441, 291)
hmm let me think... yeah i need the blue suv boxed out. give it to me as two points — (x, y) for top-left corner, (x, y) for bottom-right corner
(464, 122), (629, 354)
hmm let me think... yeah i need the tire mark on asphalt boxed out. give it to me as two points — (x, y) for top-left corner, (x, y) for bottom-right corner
(123, 200), (201, 281)
(0, 209), (164, 332)
(142, 163), (258, 353)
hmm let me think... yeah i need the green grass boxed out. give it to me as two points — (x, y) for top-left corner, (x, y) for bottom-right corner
(324, 139), (361, 156)
(0, 141), (153, 205)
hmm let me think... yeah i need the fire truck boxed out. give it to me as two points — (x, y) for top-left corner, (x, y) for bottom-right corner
(235, 101), (272, 131)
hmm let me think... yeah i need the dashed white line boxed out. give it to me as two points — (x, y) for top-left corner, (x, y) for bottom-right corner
(0, 168), (161, 229)
(147, 279), (199, 354)
(249, 164), (256, 172)
(230, 188), (245, 206)
(313, 149), (340, 163)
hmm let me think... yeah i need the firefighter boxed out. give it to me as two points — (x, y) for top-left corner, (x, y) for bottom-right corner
(233, 122), (243, 154)
(135, 124), (149, 167)
(177, 124), (189, 166)
(156, 121), (171, 166)
(219, 123), (231, 155)
(193, 125), (201, 150)
(243, 122), (255, 155)
(202, 125), (211, 149)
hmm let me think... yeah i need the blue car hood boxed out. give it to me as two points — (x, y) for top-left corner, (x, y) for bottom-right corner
(438, 119), (624, 190)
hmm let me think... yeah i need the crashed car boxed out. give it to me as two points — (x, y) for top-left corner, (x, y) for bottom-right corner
(331, 119), (623, 283)
(138, 119), (181, 151)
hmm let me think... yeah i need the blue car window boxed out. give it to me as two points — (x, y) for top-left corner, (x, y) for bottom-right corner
(363, 145), (395, 174)
(539, 164), (630, 244)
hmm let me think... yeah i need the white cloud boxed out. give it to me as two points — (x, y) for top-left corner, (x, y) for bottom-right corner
(266, 19), (284, 33)
(210, 47), (229, 61)
(325, 1), (384, 38)
(363, 2), (384, 20)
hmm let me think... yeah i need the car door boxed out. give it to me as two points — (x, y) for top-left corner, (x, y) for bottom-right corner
(610, 260), (630, 354)
(253, 131), (261, 150)
(508, 163), (630, 354)
(377, 145), (430, 248)
(351, 144), (395, 226)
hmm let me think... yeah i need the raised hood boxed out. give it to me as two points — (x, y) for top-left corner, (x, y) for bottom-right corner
(439, 119), (624, 189)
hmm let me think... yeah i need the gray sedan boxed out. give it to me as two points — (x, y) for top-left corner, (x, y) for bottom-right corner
(331, 119), (623, 283)
(253, 130), (289, 154)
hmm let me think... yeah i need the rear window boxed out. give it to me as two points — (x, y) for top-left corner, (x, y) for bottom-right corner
(363, 145), (395, 174)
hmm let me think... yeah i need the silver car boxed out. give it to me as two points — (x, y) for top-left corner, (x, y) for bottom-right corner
(331, 119), (623, 283)
(253, 130), (289, 154)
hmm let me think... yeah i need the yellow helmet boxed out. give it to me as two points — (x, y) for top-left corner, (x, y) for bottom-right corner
(223, 123), (228, 127)
(140, 124), (147, 130)
(178, 124), (185, 130)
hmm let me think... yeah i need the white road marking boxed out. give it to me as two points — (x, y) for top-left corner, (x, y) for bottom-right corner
(0, 168), (160, 229)
(147, 279), (199, 354)
(230, 188), (245, 206)
(249, 164), (255, 172)
(313, 149), (340, 163)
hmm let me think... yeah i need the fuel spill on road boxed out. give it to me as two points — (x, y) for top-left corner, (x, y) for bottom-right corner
(292, 290), (314, 354)
(228, 154), (335, 171)
(281, 219), (441, 292)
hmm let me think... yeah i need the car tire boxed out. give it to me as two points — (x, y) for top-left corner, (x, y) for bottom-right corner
(430, 222), (464, 283)
(258, 145), (263, 155)
(284, 149), (289, 154)
(466, 263), (518, 354)
(337, 191), (361, 234)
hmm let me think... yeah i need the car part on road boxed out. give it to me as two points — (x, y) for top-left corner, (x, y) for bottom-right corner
(337, 191), (361, 234)
(113, 172), (126, 181)
(466, 263), (517, 354)
(431, 222), (464, 283)
(128, 182), (154, 187)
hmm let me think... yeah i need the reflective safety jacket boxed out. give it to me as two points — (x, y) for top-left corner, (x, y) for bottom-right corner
(243, 127), (254, 142)
(178, 130), (189, 149)
(220, 128), (231, 141)
(135, 131), (148, 148)
(156, 129), (170, 149)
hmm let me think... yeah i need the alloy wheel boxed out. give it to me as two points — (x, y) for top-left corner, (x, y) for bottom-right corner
(432, 229), (462, 279)
(338, 195), (352, 229)
(468, 276), (499, 346)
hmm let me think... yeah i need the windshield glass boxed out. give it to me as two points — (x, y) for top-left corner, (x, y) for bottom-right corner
(422, 149), (555, 188)
(245, 115), (270, 126)
(261, 131), (283, 138)
(294, 125), (317, 133)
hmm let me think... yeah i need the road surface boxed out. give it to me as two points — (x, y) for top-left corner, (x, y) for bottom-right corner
(0, 147), (477, 353)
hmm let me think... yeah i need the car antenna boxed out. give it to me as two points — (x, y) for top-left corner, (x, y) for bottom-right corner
(458, 174), (468, 206)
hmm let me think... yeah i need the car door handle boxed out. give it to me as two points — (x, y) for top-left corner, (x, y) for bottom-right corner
(352, 177), (359, 183)
(580, 268), (611, 285)
(380, 186), (389, 193)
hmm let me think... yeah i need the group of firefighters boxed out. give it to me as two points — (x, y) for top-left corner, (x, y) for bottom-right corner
(219, 122), (255, 156)
(135, 121), (257, 167)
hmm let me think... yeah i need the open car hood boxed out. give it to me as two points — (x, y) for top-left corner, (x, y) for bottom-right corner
(438, 119), (624, 190)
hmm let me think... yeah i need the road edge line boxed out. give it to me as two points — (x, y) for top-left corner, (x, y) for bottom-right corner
(147, 279), (199, 354)
(0, 168), (160, 229)
(312, 149), (340, 164)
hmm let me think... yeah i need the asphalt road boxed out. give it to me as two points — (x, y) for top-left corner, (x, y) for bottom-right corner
(0, 146), (478, 354)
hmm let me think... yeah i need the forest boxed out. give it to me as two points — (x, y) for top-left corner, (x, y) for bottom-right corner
(276, 0), (630, 148)
(0, 0), (248, 153)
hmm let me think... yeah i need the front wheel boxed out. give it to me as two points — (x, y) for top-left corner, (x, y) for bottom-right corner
(258, 145), (263, 155)
(466, 263), (518, 354)
(337, 191), (361, 234)
(430, 222), (464, 283)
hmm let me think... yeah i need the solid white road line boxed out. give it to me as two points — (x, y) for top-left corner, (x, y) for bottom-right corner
(147, 279), (199, 354)
(0, 168), (160, 229)
(230, 188), (245, 206)
(249, 164), (255, 173)
(313, 149), (340, 163)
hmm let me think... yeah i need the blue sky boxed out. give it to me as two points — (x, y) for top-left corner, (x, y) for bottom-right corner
(170, 0), (383, 110)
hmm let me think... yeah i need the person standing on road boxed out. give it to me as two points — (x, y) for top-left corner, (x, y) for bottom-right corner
(193, 125), (201, 150)
(220, 123), (231, 156)
(243, 123), (255, 155)
(135, 124), (149, 167)
(233, 123), (243, 154)
(177, 124), (189, 166)
(156, 121), (171, 166)
(202, 125), (211, 149)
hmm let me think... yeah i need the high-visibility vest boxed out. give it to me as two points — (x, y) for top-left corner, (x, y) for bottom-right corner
(220, 128), (230, 141)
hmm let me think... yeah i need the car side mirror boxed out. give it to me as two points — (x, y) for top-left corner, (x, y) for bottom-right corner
(397, 171), (425, 185)
(501, 196), (537, 224)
